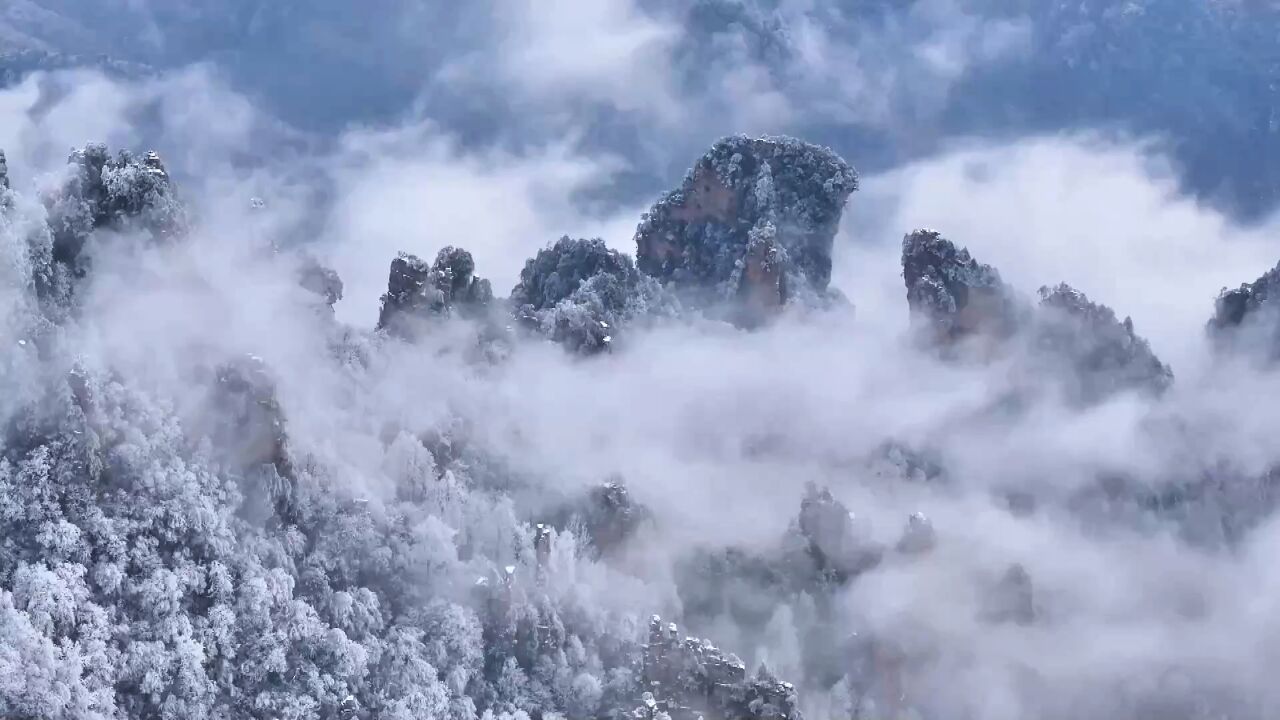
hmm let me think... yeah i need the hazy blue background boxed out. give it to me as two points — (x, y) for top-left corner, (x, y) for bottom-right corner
(4, 0), (1277, 220)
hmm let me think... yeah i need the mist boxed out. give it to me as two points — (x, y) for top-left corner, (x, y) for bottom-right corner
(2, 3), (1280, 720)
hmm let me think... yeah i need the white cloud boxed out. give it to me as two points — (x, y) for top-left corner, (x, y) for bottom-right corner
(437, 0), (684, 125)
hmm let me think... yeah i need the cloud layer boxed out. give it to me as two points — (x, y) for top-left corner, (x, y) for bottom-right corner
(3, 5), (1280, 717)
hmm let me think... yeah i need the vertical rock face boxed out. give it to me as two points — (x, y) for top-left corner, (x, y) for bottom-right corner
(19, 145), (186, 318)
(511, 236), (639, 313)
(867, 441), (945, 485)
(546, 479), (650, 559)
(796, 483), (882, 581)
(210, 355), (290, 475)
(378, 252), (441, 334)
(1208, 261), (1280, 361)
(634, 135), (857, 325)
(298, 257), (344, 310)
(902, 229), (1023, 349)
(432, 245), (493, 311)
(377, 246), (493, 337)
(583, 481), (647, 553)
(510, 236), (675, 354)
(43, 145), (187, 270)
(206, 355), (296, 526)
(903, 231), (1171, 403)
(639, 615), (802, 720)
(1035, 283), (1172, 402)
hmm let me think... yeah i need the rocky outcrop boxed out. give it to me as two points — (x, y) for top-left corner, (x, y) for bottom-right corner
(473, 534), (804, 720)
(677, 546), (792, 633)
(660, 488), (939, 720)
(14, 145), (186, 319)
(676, 483), (893, 649)
(209, 356), (290, 473)
(298, 257), (344, 311)
(377, 252), (439, 334)
(547, 479), (651, 559)
(204, 355), (296, 526)
(794, 483), (883, 583)
(431, 245), (493, 313)
(43, 145), (187, 273)
(376, 135), (858, 353)
(634, 135), (857, 325)
(1066, 464), (1280, 550)
(902, 229), (1024, 350)
(1035, 283), (1173, 402)
(866, 441), (945, 485)
(510, 236), (675, 354)
(377, 246), (493, 337)
(903, 230), (1171, 404)
(1208, 260), (1280, 361)
(0, 148), (57, 320)
(638, 615), (801, 720)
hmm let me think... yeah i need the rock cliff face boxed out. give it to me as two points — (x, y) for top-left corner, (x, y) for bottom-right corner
(795, 483), (883, 583)
(902, 228), (1172, 403)
(1035, 283), (1173, 402)
(1208, 260), (1280, 361)
(12, 144), (187, 320)
(44, 145), (187, 269)
(377, 136), (857, 357)
(377, 246), (493, 338)
(509, 236), (676, 354)
(545, 479), (650, 560)
(897, 227), (1280, 556)
(298, 257), (345, 312)
(901, 229), (1024, 351)
(206, 355), (297, 527)
(635, 136), (857, 326)
(670, 482), (948, 718)
(637, 615), (802, 720)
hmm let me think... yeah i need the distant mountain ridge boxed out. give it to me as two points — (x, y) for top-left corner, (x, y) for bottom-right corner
(3, 0), (1278, 219)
